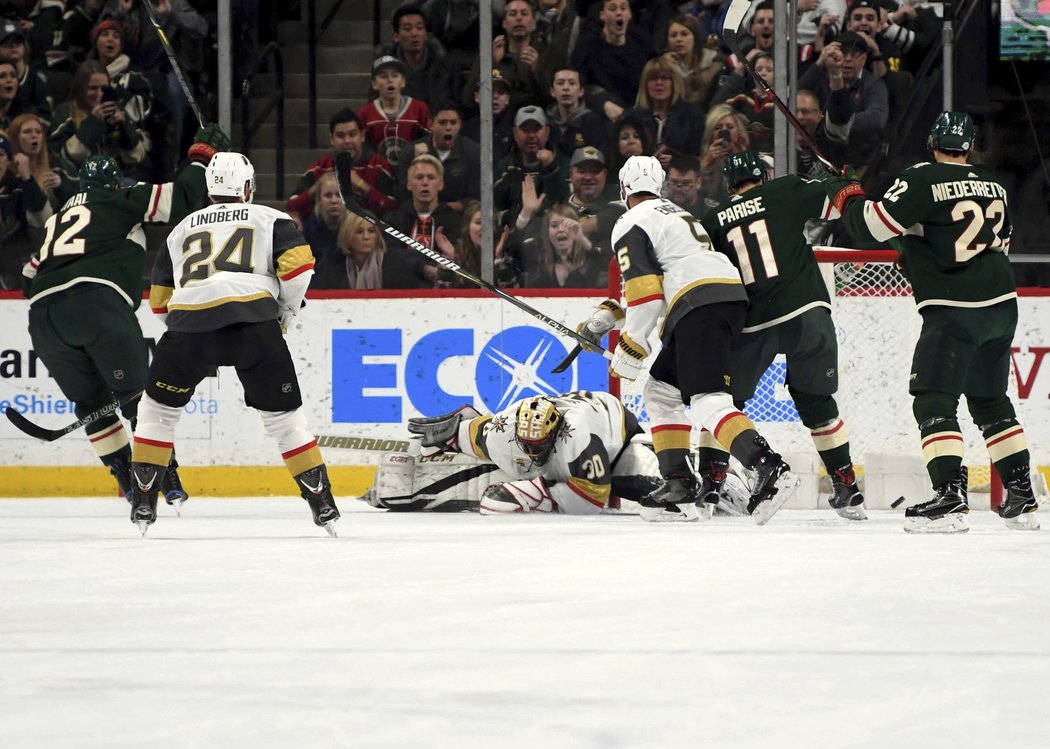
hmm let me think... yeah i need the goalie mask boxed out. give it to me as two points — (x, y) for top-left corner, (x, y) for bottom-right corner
(619, 155), (665, 201)
(206, 152), (256, 203)
(723, 150), (765, 192)
(514, 397), (563, 466)
(927, 111), (974, 155)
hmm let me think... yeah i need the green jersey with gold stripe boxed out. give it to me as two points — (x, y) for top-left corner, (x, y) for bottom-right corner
(611, 196), (746, 352)
(702, 174), (836, 332)
(23, 163), (207, 308)
(839, 160), (1015, 309)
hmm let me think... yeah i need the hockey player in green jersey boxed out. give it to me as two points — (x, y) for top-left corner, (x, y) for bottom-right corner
(21, 123), (231, 505)
(700, 151), (866, 521)
(823, 111), (1038, 533)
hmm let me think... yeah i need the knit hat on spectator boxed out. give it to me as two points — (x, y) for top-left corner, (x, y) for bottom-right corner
(834, 30), (867, 54)
(90, 18), (124, 44)
(570, 146), (605, 169)
(372, 55), (407, 76)
(514, 106), (547, 128)
(0, 132), (12, 159)
(478, 69), (512, 93)
(0, 20), (25, 44)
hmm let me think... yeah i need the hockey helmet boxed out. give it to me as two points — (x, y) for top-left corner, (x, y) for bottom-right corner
(79, 154), (123, 190)
(206, 151), (256, 203)
(927, 111), (974, 154)
(514, 396), (563, 466)
(619, 155), (665, 201)
(722, 150), (765, 191)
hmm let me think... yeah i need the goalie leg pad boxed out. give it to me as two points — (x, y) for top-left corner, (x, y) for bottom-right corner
(480, 477), (555, 514)
(369, 451), (510, 511)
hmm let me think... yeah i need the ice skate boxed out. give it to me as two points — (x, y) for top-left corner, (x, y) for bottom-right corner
(639, 471), (703, 522)
(999, 467), (1040, 531)
(904, 467), (969, 534)
(746, 438), (799, 526)
(829, 464), (867, 521)
(695, 459), (729, 514)
(161, 454), (189, 516)
(129, 463), (161, 536)
(295, 465), (340, 537)
(105, 453), (133, 504)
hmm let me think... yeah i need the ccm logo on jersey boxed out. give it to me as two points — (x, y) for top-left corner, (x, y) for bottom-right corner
(154, 381), (191, 394)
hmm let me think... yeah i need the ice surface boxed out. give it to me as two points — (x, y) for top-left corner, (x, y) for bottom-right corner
(1, 499), (1048, 749)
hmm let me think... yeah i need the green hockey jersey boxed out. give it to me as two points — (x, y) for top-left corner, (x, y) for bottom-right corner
(702, 174), (836, 331)
(23, 164), (207, 308)
(840, 160), (1015, 309)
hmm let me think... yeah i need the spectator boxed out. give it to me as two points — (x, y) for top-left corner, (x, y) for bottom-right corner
(881, 1), (942, 73)
(357, 55), (431, 168)
(796, 1), (846, 67)
(442, 200), (520, 288)
(464, 0), (545, 112)
(22, 0), (66, 68)
(0, 132), (52, 289)
(794, 87), (852, 180)
(49, 59), (149, 172)
(493, 105), (567, 228)
(48, 0), (107, 75)
(608, 112), (654, 176)
(462, 70), (514, 166)
(546, 65), (608, 160)
(287, 108), (396, 221)
(570, 0), (655, 121)
(384, 154), (462, 288)
(662, 13), (721, 111)
(1, 21), (51, 126)
(524, 204), (605, 288)
(421, 0), (480, 90)
(698, 103), (751, 204)
(314, 211), (391, 291)
(375, 4), (454, 107)
(302, 172), (346, 286)
(532, 0), (581, 96)
(625, 56), (704, 167)
(712, 50), (775, 152)
(395, 102), (479, 212)
(7, 112), (78, 211)
(798, 30), (887, 168)
(0, 58), (32, 130)
(565, 145), (623, 259)
(665, 154), (716, 219)
(839, 0), (901, 78)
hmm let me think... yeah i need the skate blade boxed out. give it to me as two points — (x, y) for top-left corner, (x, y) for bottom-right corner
(834, 504), (868, 521)
(322, 520), (338, 538)
(1003, 512), (1040, 531)
(173, 497), (186, 517)
(639, 503), (701, 523)
(135, 520), (151, 537)
(751, 472), (801, 526)
(903, 513), (969, 534)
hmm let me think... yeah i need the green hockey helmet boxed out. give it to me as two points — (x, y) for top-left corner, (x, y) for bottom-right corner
(79, 155), (123, 190)
(722, 150), (765, 191)
(927, 111), (974, 154)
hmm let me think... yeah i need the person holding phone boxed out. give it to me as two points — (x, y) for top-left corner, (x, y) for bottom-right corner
(698, 104), (751, 204)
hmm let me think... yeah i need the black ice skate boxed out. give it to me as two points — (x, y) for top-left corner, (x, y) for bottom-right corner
(904, 467), (969, 534)
(106, 453), (133, 504)
(295, 465), (340, 537)
(696, 459), (729, 513)
(746, 437), (800, 526)
(998, 466), (1040, 531)
(129, 463), (161, 537)
(160, 454), (189, 515)
(639, 470), (703, 522)
(829, 463), (867, 521)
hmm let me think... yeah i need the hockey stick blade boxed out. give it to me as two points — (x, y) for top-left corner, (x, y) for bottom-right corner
(550, 344), (583, 374)
(5, 390), (142, 442)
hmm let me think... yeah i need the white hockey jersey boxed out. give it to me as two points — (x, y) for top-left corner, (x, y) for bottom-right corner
(460, 391), (638, 510)
(149, 202), (314, 332)
(611, 197), (747, 351)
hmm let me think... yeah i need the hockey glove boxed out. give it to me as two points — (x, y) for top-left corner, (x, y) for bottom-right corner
(576, 298), (625, 347)
(188, 122), (232, 165)
(407, 405), (483, 454)
(610, 332), (648, 382)
(821, 166), (864, 215)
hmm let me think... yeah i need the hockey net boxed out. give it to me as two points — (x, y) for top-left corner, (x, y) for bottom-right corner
(607, 249), (1000, 508)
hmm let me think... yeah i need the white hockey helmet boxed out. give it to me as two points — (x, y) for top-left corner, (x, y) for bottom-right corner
(514, 396), (563, 466)
(618, 155), (665, 201)
(206, 152), (256, 203)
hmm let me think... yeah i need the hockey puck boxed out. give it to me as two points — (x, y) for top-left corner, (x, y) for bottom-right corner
(890, 496), (906, 509)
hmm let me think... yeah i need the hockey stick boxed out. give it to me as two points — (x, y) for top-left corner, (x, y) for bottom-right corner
(140, 0), (205, 128)
(722, 0), (839, 174)
(341, 195), (612, 360)
(5, 390), (143, 442)
(550, 344), (584, 374)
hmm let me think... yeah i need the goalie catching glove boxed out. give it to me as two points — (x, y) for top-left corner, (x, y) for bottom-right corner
(610, 332), (648, 381)
(406, 404), (483, 454)
(821, 166), (864, 215)
(575, 298), (625, 347)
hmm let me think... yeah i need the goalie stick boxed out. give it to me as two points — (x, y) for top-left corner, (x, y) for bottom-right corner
(722, 0), (840, 174)
(140, 0), (205, 128)
(339, 189), (612, 361)
(5, 390), (143, 442)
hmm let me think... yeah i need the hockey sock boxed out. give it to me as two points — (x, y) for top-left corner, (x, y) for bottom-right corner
(651, 423), (692, 477)
(259, 409), (324, 477)
(809, 418), (851, 474)
(981, 419), (1030, 485)
(88, 417), (130, 460)
(918, 416), (964, 488)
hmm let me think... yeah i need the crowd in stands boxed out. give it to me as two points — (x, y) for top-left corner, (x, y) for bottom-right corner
(0, 0), (213, 290)
(288, 0), (945, 291)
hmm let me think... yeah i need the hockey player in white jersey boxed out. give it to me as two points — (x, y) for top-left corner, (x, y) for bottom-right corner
(127, 152), (340, 536)
(399, 391), (664, 514)
(583, 155), (799, 524)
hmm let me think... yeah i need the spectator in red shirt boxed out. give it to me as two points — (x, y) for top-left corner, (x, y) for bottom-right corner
(357, 55), (431, 168)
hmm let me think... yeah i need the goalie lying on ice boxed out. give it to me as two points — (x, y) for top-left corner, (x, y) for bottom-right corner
(364, 391), (665, 514)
